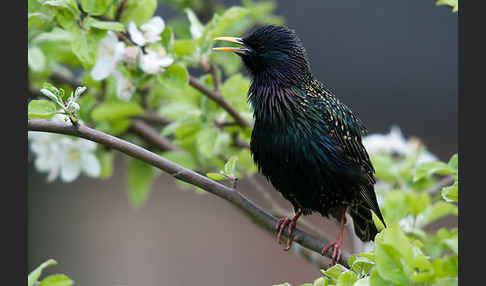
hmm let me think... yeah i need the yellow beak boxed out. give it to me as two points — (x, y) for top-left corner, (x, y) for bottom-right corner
(213, 37), (250, 54)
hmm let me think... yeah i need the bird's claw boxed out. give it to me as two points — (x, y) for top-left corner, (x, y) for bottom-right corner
(321, 240), (343, 266)
(275, 217), (298, 250)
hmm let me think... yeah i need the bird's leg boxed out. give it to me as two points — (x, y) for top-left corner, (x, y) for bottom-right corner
(321, 207), (347, 266)
(275, 210), (303, 250)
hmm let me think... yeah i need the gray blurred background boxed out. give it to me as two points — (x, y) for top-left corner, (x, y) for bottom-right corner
(28, 0), (457, 285)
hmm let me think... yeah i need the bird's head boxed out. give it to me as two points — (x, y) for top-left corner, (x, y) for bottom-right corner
(213, 25), (310, 85)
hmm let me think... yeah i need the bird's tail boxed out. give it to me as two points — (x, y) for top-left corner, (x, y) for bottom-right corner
(348, 203), (379, 242)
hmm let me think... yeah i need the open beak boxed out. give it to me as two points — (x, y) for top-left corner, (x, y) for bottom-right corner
(213, 37), (251, 55)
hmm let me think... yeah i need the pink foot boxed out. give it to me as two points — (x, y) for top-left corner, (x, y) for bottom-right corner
(321, 240), (343, 266)
(275, 211), (302, 251)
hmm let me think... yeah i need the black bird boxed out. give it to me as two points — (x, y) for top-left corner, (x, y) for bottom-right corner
(214, 25), (386, 265)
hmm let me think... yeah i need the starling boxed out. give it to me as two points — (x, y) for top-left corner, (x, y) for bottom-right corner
(214, 25), (386, 265)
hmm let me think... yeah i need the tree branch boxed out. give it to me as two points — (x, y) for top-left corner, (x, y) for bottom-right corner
(129, 119), (180, 152)
(132, 113), (170, 126)
(28, 119), (350, 268)
(427, 176), (455, 195)
(189, 76), (252, 128)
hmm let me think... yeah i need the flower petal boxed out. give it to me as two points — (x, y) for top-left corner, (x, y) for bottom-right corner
(60, 161), (81, 182)
(141, 17), (165, 43)
(157, 56), (174, 67)
(113, 71), (135, 100)
(81, 153), (101, 177)
(128, 21), (146, 46)
(91, 54), (117, 81)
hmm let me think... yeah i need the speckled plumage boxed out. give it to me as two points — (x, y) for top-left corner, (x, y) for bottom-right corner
(240, 25), (386, 241)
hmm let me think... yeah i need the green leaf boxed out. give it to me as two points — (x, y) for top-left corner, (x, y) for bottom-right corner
(91, 101), (144, 122)
(119, 0), (157, 26)
(80, 0), (113, 15)
(28, 259), (57, 286)
(273, 283), (291, 286)
(162, 150), (197, 170)
(84, 17), (125, 32)
(98, 151), (114, 179)
(207, 173), (226, 181)
(370, 154), (396, 182)
(350, 255), (375, 274)
(419, 202), (457, 226)
(312, 277), (329, 286)
(382, 191), (409, 224)
(336, 271), (357, 286)
(39, 274), (73, 286)
(71, 29), (102, 67)
(126, 158), (157, 208)
(161, 26), (174, 48)
(42, 0), (80, 14)
(321, 264), (343, 280)
(28, 11), (54, 30)
(224, 156), (238, 176)
(202, 7), (250, 44)
(185, 8), (204, 39)
(172, 40), (197, 57)
(414, 161), (455, 182)
(220, 73), (251, 110)
(375, 243), (410, 285)
(353, 277), (370, 286)
(433, 255), (458, 278)
(408, 192), (430, 216)
(28, 100), (57, 119)
(369, 269), (390, 286)
(436, 0), (458, 12)
(442, 237), (458, 255)
(196, 127), (219, 158)
(441, 181), (458, 203)
(375, 225), (414, 285)
(447, 153), (458, 170)
(28, 45), (46, 72)
(158, 64), (189, 90)
(210, 51), (242, 76)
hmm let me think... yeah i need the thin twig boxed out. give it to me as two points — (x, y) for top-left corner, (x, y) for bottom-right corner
(210, 64), (220, 91)
(49, 73), (78, 88)
(231, 133), (250, 149)
(189, 76), (252, 128)
(115, 0), (128, 21)
(28, 119), (351, 268)
(130, 119), (179, 152)
(427, 176), (455, 195)
(133, 114), (170, 126)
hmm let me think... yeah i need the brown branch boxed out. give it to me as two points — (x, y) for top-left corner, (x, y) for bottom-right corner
(49, 73), (78, 88)
(427, 176), (455, 195)
(132, 113), (170, 126)
(189, 76), (252, 128)
(231, 133), (250, 149)
(115, 0), (128, 21)
(210, 64), (220, 91)
(28, 119), (351, 268)
(130, 119), (180, 152)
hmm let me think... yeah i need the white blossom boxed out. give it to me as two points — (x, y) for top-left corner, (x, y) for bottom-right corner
(362, 126), (438, 163)
(29, 131), (65, 182)
(123, 46), (140, 64)
(57, 137), (101, 182)
(113, 70), (136, 101)
(128, 16), (165, 46)
(139, 48), (174, 74)
(29, 115), (101, 183)
(90, 32), (126, 81)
